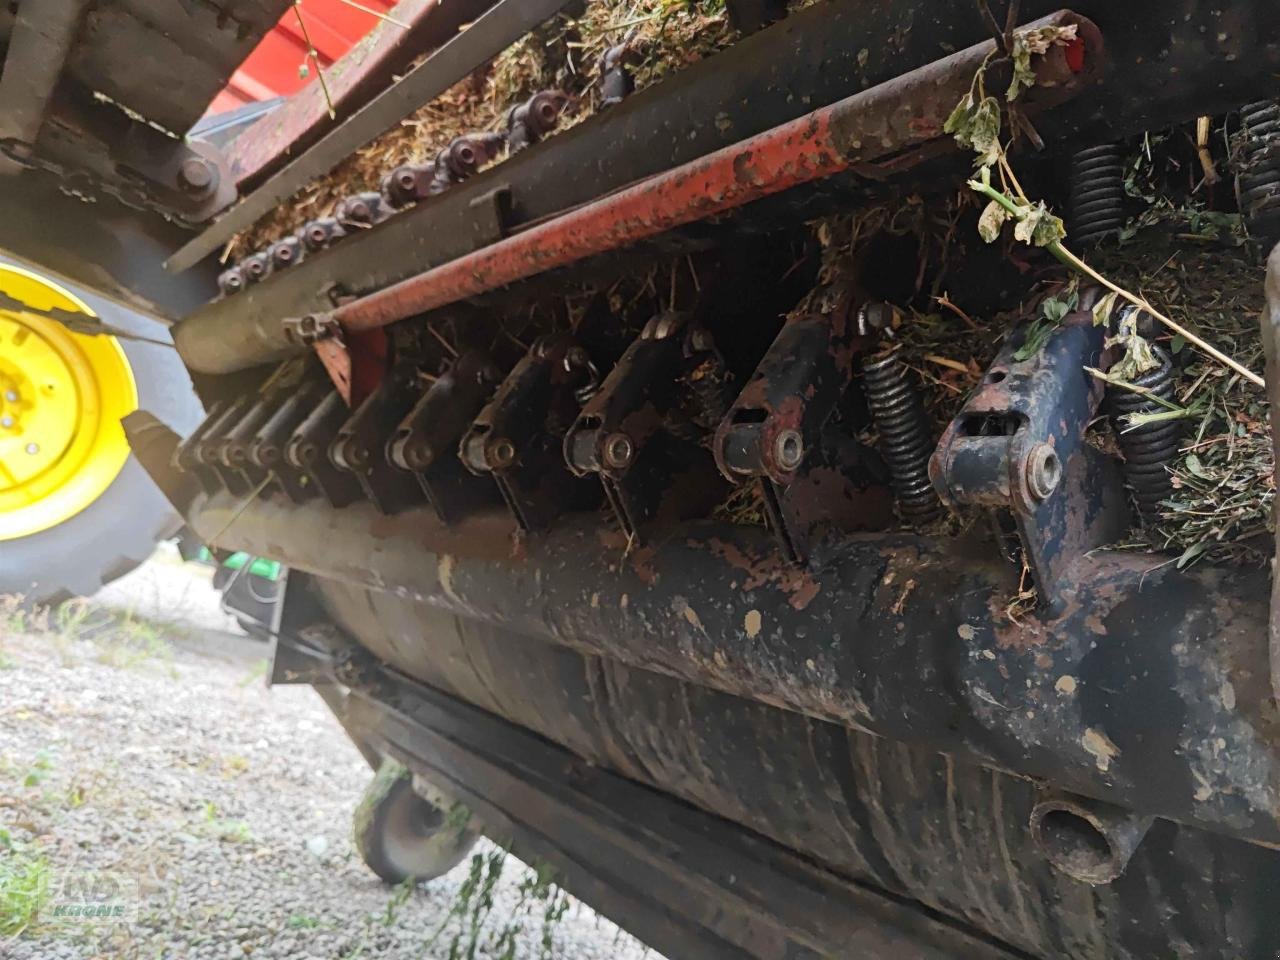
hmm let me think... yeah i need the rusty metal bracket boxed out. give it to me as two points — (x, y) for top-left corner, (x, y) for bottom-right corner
(177, 394), (253, 497)
(388, 350), (505, 523)
(715, 307), (892, 563)
(285, 390), (364, 509)
(248, 376), (331, 504)
(330, 368), (425, 516)
(931, 303), (1128, 613)
(564, 313), (730, 541)
(460, 333), (601, 532)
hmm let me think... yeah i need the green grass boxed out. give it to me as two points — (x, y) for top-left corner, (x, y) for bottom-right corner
(0, 840), (51, 937)
(198, 801), (254, 844)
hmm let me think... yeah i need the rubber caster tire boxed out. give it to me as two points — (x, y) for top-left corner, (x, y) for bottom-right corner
(354, 759), (480, 885)
(0, 265), (202, 605)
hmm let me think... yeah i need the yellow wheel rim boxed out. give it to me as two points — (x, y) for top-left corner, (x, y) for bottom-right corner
(0, 265), (137, 541)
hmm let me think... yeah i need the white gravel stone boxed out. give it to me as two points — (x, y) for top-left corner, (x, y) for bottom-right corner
(0, 556), (661, 960)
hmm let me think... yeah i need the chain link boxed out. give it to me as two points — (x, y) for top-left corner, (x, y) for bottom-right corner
(0, 137), (196, 224)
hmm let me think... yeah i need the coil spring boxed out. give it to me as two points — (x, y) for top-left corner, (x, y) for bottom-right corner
(1069, 142), (1126, 247)
(862, 350), (939, 520)
(1108, 345), (1178, 519)
(1239, 101), (1280, 238)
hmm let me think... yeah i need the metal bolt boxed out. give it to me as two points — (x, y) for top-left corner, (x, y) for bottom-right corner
(603, 433), (634, 470)
(773, 430), (804, 471)
(1, 417), (12, 428)
(859, 302), (897, 336)
(4, 390), (16, 402)
(178, 156), (216, 193)
(490, 438), (517, 469)
(404, 440), (434, 470)
(25, 442), (39, 455)
(1025, 444), (1062, 501)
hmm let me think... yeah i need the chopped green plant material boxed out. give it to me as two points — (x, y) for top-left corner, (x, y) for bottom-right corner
(1097, 231), (1272, 566)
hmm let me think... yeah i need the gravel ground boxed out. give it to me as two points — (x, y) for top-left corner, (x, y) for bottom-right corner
(0, 555), (657, 960)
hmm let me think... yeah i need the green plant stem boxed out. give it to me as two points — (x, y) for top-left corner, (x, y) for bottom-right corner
(293, 2), (336, 120)
(1083, 366), (1184, 413)
(334, 0), (410, 28)
(969, 179), (1266, 388)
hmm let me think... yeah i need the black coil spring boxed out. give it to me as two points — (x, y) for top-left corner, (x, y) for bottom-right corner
(1239, 101), (1280, 237)
(1069, 142), (1126, 247)
(862, 350), (939, 520)
(1108, 346), (1178, 519)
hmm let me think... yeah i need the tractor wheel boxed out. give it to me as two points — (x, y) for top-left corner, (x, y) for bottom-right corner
(353, 759), (480, 885)
(0, 261), (202, 604)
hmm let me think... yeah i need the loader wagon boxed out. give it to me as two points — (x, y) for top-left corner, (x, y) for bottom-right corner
(4, 1), (1280, 956)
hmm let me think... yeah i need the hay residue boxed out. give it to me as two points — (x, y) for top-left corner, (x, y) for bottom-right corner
(1098, 231), (1272, 567)
(232, 1), (737, 257)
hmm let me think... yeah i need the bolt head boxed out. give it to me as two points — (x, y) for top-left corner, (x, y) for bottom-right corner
(179, 156), (216, 193)
(25, 442), (39, 455)
(490, 438), (517, 469)
(4, 390), (16, 402)
(603, 433), (634, 470)
(773, 430), (804, 471)
(1, 417), (13, 429)
(1025, 443), (1062, 501)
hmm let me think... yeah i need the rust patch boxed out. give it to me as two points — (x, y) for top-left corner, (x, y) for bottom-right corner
(705, 537), (821, 610)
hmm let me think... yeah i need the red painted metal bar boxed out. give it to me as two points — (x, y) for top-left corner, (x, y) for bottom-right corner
(329, 11), (1099, 335)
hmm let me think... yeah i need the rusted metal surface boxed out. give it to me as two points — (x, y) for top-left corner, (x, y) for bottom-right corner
(387, 350), (504, 522)
(330, 365), (425, 514)
(227, 0), (500, 188)
(185, 489), (1280, 850)
(715, 304), (893, 561)
(565, 313), (731, 541)
(932, 297), (1128, 613)
(326, 14), (1098, 336)
(459, 333), (602, 531)
(173, 0), (1280, 378)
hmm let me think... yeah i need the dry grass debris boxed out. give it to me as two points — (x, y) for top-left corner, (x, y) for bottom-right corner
(234, 0), (736, 257)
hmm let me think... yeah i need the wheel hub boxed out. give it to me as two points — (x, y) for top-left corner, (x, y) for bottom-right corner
(0, 265), (137, 542)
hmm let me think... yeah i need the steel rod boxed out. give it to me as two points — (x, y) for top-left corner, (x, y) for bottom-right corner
(326, 11), (1096, 334)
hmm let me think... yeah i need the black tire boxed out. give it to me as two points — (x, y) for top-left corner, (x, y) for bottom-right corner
(0, 269), (203, 604)
(354, 760), (480, 885)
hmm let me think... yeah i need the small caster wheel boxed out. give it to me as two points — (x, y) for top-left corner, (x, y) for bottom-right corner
(353, 759), (479, 885)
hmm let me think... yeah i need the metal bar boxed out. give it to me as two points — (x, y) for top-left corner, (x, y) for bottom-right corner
(165, 0), (580, 272)
(185, 490), (1280, 850)
(226, 0), (500, 190)
(327, 12), (1097, 333)
(0, 0), (90, 173)
(172, 0), (1280, 377)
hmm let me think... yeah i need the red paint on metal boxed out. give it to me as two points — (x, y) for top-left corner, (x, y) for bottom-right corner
(334, 110), (841, 332)
(208, 0), (401, 116)
(330, 13), (1097, 336)
(222, 0), (498, 189)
